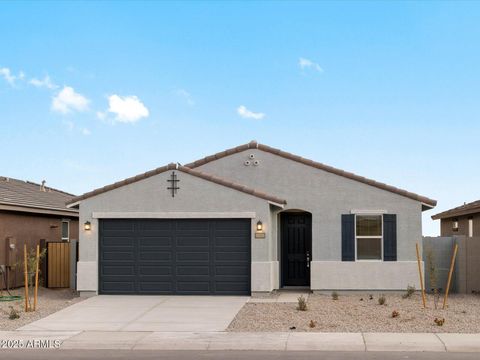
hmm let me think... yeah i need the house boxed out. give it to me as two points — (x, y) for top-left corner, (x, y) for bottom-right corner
(431, 200), (480, 237)
(67, 141), (436, 296)
(0, 176), (79, 289)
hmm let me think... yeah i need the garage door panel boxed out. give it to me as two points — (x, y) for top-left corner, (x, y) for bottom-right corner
(138, 236), (173, 247)
(102, 281), (136, 292)
(177, 265), (210, 275)
(99, 219), (250, 295)
(176, 252), (209, 261)
(101, 236), (135, 247)
(139, 282), (173, 292)
(102, 251), (135, 261)
(138, 265), (172, 275)
(215, 236), (251, 247)
(215, 251), (250, 262)
(102, 265), (135, 276)
(176, 236), (209, 247)
(215, 265), (250, 276)
(139, 251), (172, 261)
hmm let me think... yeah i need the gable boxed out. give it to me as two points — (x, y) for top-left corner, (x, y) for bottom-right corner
(185, 141), (436, 209)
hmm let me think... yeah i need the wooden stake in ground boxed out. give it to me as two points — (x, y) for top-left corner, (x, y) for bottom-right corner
(443, 243), (458, 310)
(34, 245), (40, 311)
(416, 243), (426, 309)
(23, 244), (29, 312)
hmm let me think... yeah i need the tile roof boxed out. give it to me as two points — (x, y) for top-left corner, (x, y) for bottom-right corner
(431, 200), (480, 220)
(185, 140), (437, 208)
(67, 163), (287, 206)
(0, 176), (78, 213)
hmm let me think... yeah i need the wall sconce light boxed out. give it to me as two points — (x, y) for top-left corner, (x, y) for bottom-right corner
(84, 221), (91, 231)
(256, 221), (263, 232)
(255, 220), (265, 238)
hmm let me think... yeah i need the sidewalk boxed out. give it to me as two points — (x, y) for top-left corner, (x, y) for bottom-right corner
(1, 330), (480, 352)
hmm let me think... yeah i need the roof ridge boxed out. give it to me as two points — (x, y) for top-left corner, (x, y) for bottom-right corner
(184, 141), (437, 207)
(432, 199), (480, 220)
(0, 176), (76, 197)
(66, 162), (286, 206)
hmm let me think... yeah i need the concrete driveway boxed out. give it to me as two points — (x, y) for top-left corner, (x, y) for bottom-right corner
(19, 295), (248, 332)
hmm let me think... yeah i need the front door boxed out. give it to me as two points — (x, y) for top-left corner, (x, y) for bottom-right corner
(281, 212), (312, 287)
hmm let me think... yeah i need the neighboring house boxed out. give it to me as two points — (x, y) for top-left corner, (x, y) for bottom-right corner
(0, 177), (79, 289)
(431, 200), (480, 237)
(67, 141), (436, 296)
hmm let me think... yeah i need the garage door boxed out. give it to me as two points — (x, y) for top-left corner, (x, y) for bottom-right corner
(98, 219), (251, 295)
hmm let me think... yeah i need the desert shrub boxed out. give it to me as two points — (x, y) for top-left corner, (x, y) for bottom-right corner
(297, 295), (307, 311)
(331, 291), (339, 300)
(434, 317), (445, 326)
(391, 310), (399, 318)
(402, 285), (416, 299)
(309, 320), (317, 328)
(8, 306), (20, 320)
(378, 295), (386, 305)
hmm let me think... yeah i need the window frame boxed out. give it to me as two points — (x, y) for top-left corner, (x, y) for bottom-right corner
(61, 220), (70, 241)
(354, 214), (383, 262)
(452, 218), (459, 232)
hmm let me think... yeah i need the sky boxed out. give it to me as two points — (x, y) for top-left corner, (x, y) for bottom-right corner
(1, 1), (479, 236)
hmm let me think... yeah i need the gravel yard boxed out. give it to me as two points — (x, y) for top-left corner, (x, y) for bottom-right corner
(228, 292), (480, 333)
(0, 287), (84, 330)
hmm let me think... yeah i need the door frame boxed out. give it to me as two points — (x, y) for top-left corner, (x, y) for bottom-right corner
(280, 211), (312, 288)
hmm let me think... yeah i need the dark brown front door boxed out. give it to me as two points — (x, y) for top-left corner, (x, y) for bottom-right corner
(281, 212), (312, 287)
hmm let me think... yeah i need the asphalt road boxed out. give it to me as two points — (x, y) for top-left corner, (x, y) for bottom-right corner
(0, 350), (478, 360)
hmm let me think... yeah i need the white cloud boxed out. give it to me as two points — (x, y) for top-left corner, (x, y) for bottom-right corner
(107, 94), (149, 123)
(81, 128), (91, 136)
(52, 86), (90, 114)
(96, 111), (107, 120)
(174, 88), (195, 106)
(30, 75), (58, 89)
(299, 57), (323, 73)
(237, 105), (265, 120)
(0, 67), (18, 85)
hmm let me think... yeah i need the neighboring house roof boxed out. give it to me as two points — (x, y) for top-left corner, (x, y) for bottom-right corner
(0, 176), (78, 216)
(184, 141), (437, 209)
(67, 163), (287, 206)
(431, 200), (480, 220)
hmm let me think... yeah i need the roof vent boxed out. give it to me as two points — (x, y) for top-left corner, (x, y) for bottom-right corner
(40, 180), (46, 192)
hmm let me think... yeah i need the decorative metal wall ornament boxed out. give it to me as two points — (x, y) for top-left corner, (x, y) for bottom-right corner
(167, 171), (180, 197)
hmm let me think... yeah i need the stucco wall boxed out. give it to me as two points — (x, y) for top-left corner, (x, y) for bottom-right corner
(0, 211), (78, 289)
(76, 170), (273, 292)
(196, 148), (425, 290)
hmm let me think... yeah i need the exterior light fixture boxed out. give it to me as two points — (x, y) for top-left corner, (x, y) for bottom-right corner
(84, 221), (91, 231)
(256, 221), (263, 231)
(255, 221), (265, 238)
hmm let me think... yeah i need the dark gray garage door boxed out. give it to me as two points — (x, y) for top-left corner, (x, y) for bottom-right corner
(99, 219), (251, 295)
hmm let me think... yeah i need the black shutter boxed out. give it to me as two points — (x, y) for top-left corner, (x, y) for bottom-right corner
(342, 214), (355, 261)
(383, 214), (397, 261)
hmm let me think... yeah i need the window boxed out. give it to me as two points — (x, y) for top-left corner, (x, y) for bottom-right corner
(61, 221), (69, 241)
(356, 215), (382, 260)
(452, 219), (459, 232)
(468, 217), (473, 237)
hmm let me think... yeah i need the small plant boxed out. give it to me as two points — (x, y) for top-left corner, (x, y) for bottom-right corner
(434, 317), (445, 326)
(391, 310), (399, 318)
(359, 298), (364, 301)
(309, 320), (317, 328)
(8, 306), (20, 320)
(297, 295), (307, 311)
(369, 294), (373, 300)
(402, 285), (416, 299)
(378, 295), (386, 305)
(331, 291), (339, 300)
